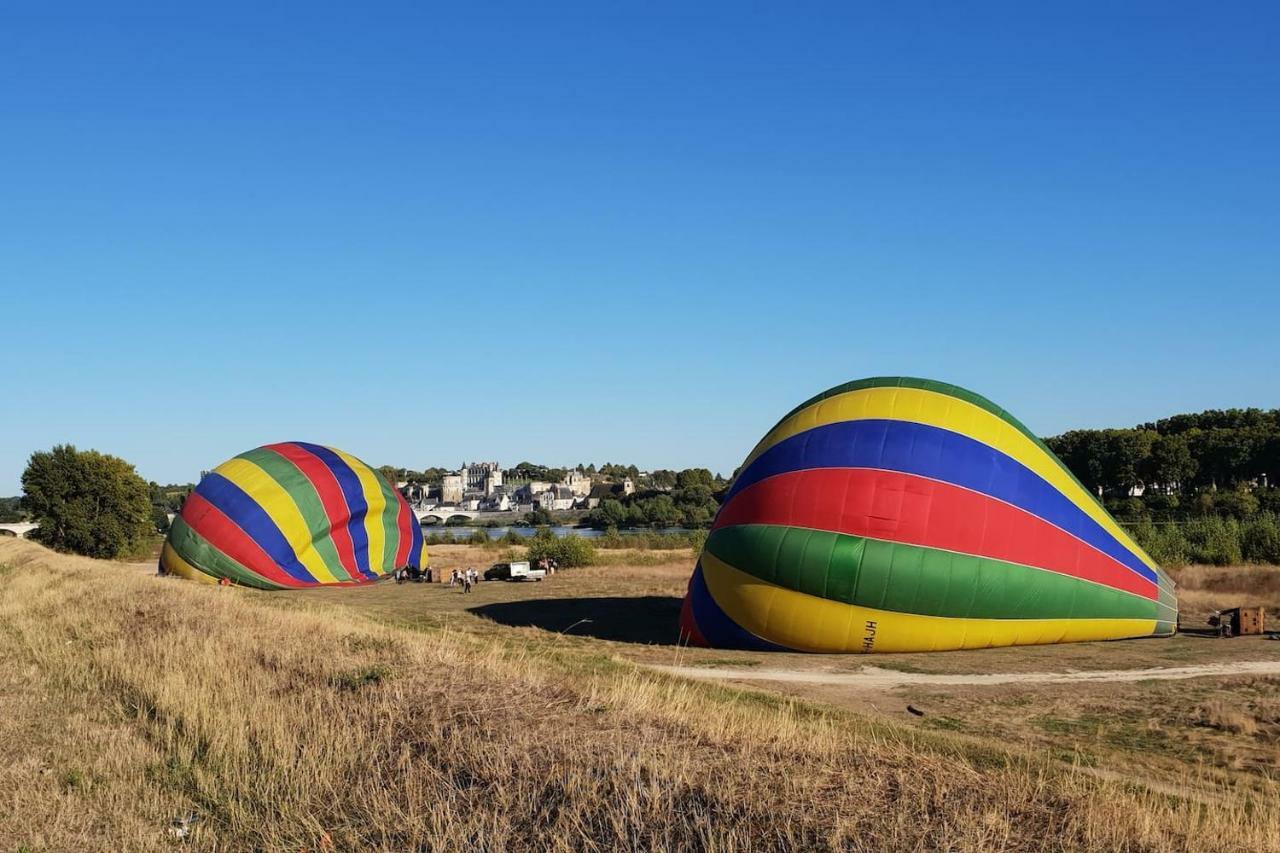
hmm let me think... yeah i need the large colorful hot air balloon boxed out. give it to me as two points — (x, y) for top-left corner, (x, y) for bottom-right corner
(680, 378), (1178, 653)
(160, 442), (425, 589)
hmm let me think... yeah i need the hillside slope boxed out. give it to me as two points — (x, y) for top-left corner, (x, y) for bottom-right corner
(1, 538), (1276, 851)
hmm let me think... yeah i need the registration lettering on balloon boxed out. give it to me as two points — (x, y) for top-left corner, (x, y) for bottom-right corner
(861, 620), (877, 653)
(679, 377), (1179, 653)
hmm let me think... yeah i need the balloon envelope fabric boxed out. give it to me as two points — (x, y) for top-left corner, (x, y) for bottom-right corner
(160, 442), (425, 589)
(680, 378), (1178, 653)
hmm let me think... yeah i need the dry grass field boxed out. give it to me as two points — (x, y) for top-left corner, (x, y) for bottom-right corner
(3, 537), (1280, 851)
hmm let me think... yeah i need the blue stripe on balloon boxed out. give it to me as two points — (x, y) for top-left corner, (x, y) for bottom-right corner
(407, 513), (424, 567)
(293, 442), (375, 579)
(724, 419), (1158, 586)
(193, 473), (318, 584)
(688, 562), (790, 652)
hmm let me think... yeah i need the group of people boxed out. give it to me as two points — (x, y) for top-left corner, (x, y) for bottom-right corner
(394, 565), (433, 584)
(449, 566), (479, 593)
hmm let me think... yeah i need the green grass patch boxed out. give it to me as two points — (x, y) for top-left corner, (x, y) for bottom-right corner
(924, 716), (967, 732)
(331, 665), (392, 691)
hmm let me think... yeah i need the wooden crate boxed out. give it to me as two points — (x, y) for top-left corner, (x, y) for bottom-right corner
(1220, 607), (1266, 636)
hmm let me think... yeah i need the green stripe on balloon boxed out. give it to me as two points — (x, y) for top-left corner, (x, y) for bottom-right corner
(705, 524), (1160, 622)
(372, 471), (405, 573)
(167, 515), (288, 590)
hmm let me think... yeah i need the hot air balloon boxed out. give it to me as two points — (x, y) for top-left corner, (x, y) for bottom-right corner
(159, 442), (424, 589)
(680, 378), (1177, 653)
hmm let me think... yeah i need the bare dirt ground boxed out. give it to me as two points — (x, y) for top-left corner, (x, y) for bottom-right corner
(656, 658), (1280, 688)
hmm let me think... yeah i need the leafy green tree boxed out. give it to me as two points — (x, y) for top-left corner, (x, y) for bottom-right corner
(525, 507), (554, 526)
(151, 505), (172, 534)
(1142, 434), (1197, 493)
(1100, 429), (1156, 496)
(642, 494), (683, 526)
(649, 469), (678, 490)
(20, 445), (154, 559)
(592, 499), (628, 528)
(0, 496), (24, 523)
(675, 468), (715, 490)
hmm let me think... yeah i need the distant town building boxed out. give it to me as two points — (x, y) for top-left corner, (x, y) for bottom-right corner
(564, 470), (592, 496)
(584, 479), (636, 509)
(397, 461), (638, 515)
(535, 486), (577, 512)
(463, 461), (501, 492)
(441, 474), (464, 504)
(400, 483), (429, 505)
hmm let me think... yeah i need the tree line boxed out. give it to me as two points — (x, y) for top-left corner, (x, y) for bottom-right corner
(583, 468), (724, 530)
(1045, 408), (1280, 566)
(1045, 408), (1280, 499)
(8, 409), (1280, 565)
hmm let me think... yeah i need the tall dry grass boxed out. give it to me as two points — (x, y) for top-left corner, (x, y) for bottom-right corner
(2, 538), (1278, 851)
(1169, 563), (1280, 622)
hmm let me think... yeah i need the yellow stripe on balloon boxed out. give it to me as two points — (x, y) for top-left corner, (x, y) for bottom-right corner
(700, 552), (1159, 653)
(740, 385), (1159, 574)
(160, 541), (217, 584)
(213, 457), (343, 584)
(329, 447), (390, 574)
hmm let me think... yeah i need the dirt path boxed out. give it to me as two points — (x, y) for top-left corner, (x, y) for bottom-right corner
(654, 659), (1280, 689)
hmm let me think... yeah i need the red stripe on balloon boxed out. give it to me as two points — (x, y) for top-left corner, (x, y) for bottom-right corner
(264, 442), (361, 580)
(393, 489), (413, 568)
(181, 492), (309, 588)
(714, 467), (1157, 601)
(679, 585), (708, 647)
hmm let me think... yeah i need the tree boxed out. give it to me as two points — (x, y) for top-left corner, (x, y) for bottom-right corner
(650, 469), (677, 490)
(0, 496), (24, 523)
(151, 504), (172, 534)
(1143, 434), (1197, 493)
(20, 445), (154, 559)
(675, 468), (715, 490)
(1099, 429), (1156, 497)
(525, 507), (554, 526)
(592, 499), (628, 528)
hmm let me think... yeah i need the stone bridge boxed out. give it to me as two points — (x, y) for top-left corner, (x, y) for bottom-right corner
(0, 522), (38, 538)
(415, 509), (477, 526)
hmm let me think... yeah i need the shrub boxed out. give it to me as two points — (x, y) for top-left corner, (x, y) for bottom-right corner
(1129, 520), (1189, 568)
(1242, 513), (1280, 564)
(1210, 488), (1261, 519)
(467, 529), (490, 546)
(1183, 516), (1242, 566)
(526, 534), (596, 568)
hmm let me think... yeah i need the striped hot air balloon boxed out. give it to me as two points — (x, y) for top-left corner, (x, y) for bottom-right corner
(160, 442), (425, 589)
(680, 378), (1178, 653)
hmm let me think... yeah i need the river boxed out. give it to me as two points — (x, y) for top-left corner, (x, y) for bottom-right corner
(419, 525), (694, 540)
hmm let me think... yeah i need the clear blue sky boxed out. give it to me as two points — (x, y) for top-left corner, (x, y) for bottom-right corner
(2, 2), (1277, 492)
